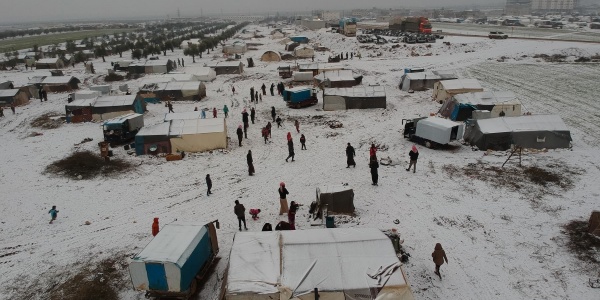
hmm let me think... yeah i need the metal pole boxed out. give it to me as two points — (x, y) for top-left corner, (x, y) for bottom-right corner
(314, 288), (320, 300)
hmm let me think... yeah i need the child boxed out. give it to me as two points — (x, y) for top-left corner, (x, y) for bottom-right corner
(276, 116), (282, 128)
(48, 206), (59, 224)
(249, 208), (261, 220)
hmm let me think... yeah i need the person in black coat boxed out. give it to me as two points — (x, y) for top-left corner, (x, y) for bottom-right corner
(369, 157), (379, 185)
(236, 125), (243, 146)
(271, 106), (276, 122)
(286, 138), (295, 162)
(270, 83), (275, 96)
(247, 150), (255, 175)
(261, 83), (267, 95)
(206, 174), (212, 195)
(242, 109), (249, 138)
(234, 200), (247, 231)
(276, 116), (282, 128)
(406, 145), (419, 173)
(250, 107), (256, 124)
(250, 87), (255, 102)
(346, 143), (356, 168)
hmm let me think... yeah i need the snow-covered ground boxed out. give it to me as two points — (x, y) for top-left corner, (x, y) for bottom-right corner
(1, 25), (599, 300)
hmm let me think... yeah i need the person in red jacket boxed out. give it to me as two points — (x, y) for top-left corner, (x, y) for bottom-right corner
(152, 218), (159, 236)
(369, 143), (377, 158)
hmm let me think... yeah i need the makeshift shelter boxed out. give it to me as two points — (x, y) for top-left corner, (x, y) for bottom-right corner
(285, 42), (300, 52)
(65, 94), (145, 123)
(439, 91), (522, 121)
(0, 89), (29, 107)
(35, 58), (65, 69)
(42, 76), (80, 92)
(128, 60), (173, 74)
(323, 86), (386, 110)
(432, 79), (483, 102)
(298, 63), (320, 76)
(399, 69), (457, 92)
(206, 62), (244, 75)
(293, 72), (313, 82)
(316, 186), (355, 214)
(114, 60), (133, 71)
(191, 68), (216, 82)
(89, 85), (111, 95)
(135, 118), (228, 155)
(260, 51), (282, 62)
(271, 31), (285, 39)
(140, 81), (206, 101)
(225, 228), (414, 300)
(0, 80), (14, 89)
(314, 70), (362, 88)
(222, 41), (247, 54)
(294, 45), (315, 58)
(589, 211), (600, 236)
(289, 36), (309, 43)
(464, 115), (572, 151)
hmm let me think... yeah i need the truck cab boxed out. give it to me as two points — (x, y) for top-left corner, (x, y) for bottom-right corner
(103, 113), (144, 145)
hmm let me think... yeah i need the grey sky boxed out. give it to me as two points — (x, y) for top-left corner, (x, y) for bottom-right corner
(4, 0), (503, 24)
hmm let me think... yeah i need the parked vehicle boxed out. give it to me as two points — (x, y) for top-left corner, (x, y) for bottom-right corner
(391, 17), (433, 34)
(488, 31), (508, 39)
(278, 66), (292, 79)
(402, 117), (464, 148)
(129, 221), (220, 300)
(103, 113), (144, 145)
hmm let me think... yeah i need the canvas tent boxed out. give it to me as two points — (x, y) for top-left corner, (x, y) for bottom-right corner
(206, 62), (244, 75)
(191, 68), (217, 82)
(0, 89), (29, 107)
(128, 59), (174, 74)
(140, 81), (206, 101)
(589, 211), (600, 236)
(223, 41), (247, 54)
(135, 118), (227, 155)
(432, 79), (483, 102)
(42, 76), (80, 92)
(66, 94), (145, 123)
(314, 70), (362, 88)
(323, 86), (386, 110)
(260, 50), (282, 62)
(225, 228), (414, 300)
(35, 58), (65, 69)
(463, 115), (572, 151)
(294, 45), (315, 58)
(439, 91), (522, 121)
(0, 81), (15, 90)
(316, 186), (355, 214)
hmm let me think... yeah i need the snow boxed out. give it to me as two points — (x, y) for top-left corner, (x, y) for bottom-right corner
(453, 91), (519, 105)
(477, 115), (569, 134)
(324, 86), (385, 97)
(170, 118), (225, 135)
(134, 223), (207, 265)
(41, 76), (77, 84)
(0, 89), (19, 97)
(438, 78), (483, 91)
(0, 23), (600, 300)
(93, 95), (137, 107)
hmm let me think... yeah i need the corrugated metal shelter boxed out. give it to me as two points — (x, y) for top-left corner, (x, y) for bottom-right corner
(439, 91), (522, 121)
(432, 79), (483, 102)
(314, 70), (361, 88)
(225, 228), (414, 300)
(140, 81), (206, 101)
(293, 45), (314, 58)
(206, 62), (244, 75)
(260, 51), (282, 62)
(464, 115), (572, 151)
(35, 58), (65, 69)
(65, 94), (145, 123)
(42, 76), (80, 92)
(135, 118), (228, 155)
(0, 89), (29, 107)
(323, 86), (386, 110)
(399, 70), (457, 92)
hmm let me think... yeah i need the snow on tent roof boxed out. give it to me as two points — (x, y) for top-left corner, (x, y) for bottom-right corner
(164, 111), (202, 122)
(318, 185), (351, 194)
(439, 79), (482, 91)
(432, 70), (458, 79)
(477, 115), (569, 134)
(295, 45), (313, 50)
(0, 89), (19, 97)
(42, 76), (79, 84)
(133, 223), (208, 267)
(453, 91), (520, 105)
(169, 118), (225, 136)
(93, 95), (137, 108)
(420, 117), (462, 130)
(324, 86), (385, 97)
(286, 86), (312, 93)
(163, 81), (201, 91)
(315, 70), (355, 82)
(298, 63), (319, 70)
(36, 58), (60, 64)
(144, 59), (170, 66)
(103, 113), (142, 125)
(228, 228), (411, 297)
(405, 72), (442, 80)
(28, 76), (47, 85)
(137, 122), (171, 137)
(67, 98), (96, 107)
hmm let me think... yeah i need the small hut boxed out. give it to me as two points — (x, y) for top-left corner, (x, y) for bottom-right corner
(260, 51), (282, 62)
(42, 76), (80, 92)
(0, 89), (30, 107)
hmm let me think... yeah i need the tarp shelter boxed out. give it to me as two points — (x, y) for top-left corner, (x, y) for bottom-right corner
(285, 42), (300, 52)
(140, 81), (206, 101)
(135, 118), (228, 155)
(399, 70), (457, 92)
(282, 87), (312, 102)
(191, 68), (217, 82)
(294, 45), (315, 58)
(260, 51), (282, 62)
(464, 115), (572, 151)
(0, 89), (29, 107)
(65, 94), (145, 123)
(432, 79), (483, 102)
(290, 36), (309, 43)
(323, 86), (386, 110)
(223, 41), (247, 54)
(316, 186), (355, 214)
(206, 62), (244, 75)
(128, 59), (174, 74)
(314, 70), (361, 88)
(225, 228), (414, 300)
(589, 211), (600, 236)
(42, 76), (80, 92)
(439, 91), (522, 121)
(35, 58), (65, 69)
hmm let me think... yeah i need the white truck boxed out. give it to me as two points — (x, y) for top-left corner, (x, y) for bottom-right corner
(402, 116), (464, 148)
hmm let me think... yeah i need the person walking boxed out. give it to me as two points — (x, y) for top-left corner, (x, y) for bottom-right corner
(369, 156), (379, 185)
(236, 125), (243, 147)
(250, 87), (255, 102)
(276, 116), (282, 128)
(255, 91), (259, 103)
(266, 122), (272, 138)
(278, 182), (289, 215)
(0, 106), (4, 118)
(300, 134), (306, 150)
(152, 218), (160, 236)
(261, 83), (267, 95)
(432, 243), (449, 279)
(48, 205), (59, 224)
(271, 106), (276, 122)
(294, 119), (300, 133)
(201, 109), (206, 119)
(286, 135), (295, 162)
(247, 150), (255, 176)
(234, 200), (248, 231)
(167, 102), (174, 113)
(212, 107), (217, 118)
(206, 174), (212, 196)
(270, 83), (275, 96)
(242, 109), (249, 138)
(288, 201), (300, 230)
(38, 89), (43, 102)
(232, 86), (236, 95)
(223, 105), (229, 118)
(250, 107), (256, 124)
(346, 143), (356, 168)
(262, 126), (269, 144)
(406, 145), (419, 173)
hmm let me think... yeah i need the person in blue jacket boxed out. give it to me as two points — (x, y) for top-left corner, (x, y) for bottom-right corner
(49, 206), (59, 224)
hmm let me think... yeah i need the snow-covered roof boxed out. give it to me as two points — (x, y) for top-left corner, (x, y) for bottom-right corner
(164, 111), (202, 122)
(93, 95), (137, 107)
(144, 59), (170, 66)
(294, 45), (313, 50)
(0, 89), (19, 97)
(28, 76), (47, 85)
(420, 117), (462, 130)
(439, 79), (482, 91)
(163, 81), (202, 91)
(405, 71), (442, 80)
(170, 118), (225, 135)
(453, 91), (520, 105)
(103, 113), (142, 125)
(36, 58), (60, 64)
(133, 223), (207, 267)
(477, 115), (569, 134)
(206, 61), (243, 68)
(137, 122), (171, 136)
(324, 86), (385, 97)
(41, 76), (78, 85)
(67, 98), (96, 107)
(139, 74), (195, 86)
(315, 70), (355, 82)
(227, 228), (409, 296)
(285, 86), (312, 93)
(298, 63), (319, 70)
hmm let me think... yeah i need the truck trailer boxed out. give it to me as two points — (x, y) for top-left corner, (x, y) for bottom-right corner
(390, 17), (432, 34)
(403, 116), (463, 148)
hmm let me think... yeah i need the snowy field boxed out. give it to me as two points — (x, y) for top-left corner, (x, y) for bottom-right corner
(1, 25), (599, 300)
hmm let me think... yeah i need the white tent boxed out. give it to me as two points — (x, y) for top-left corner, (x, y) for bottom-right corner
(432, 79), (483, 102)
(225, 228), (414, 300)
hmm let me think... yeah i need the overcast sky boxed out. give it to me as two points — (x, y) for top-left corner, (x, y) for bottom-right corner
(2, 0), (507, 24)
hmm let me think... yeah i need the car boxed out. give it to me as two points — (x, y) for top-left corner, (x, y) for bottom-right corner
(488, 31), (508, 39)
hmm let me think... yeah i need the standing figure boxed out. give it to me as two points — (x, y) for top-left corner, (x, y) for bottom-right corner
(48, 205), (59, 224)
(201, 109), (206, 119)
(271, 106), (276, 122)
(294, 119), (300, 133)
(261, 83), (267, 95)
(232, 86), (236, 95)
(223, 105), (229, 118)
(242, 109), (249, 138)
(369, 156), (379, 185)
(406, 145), (419, 173)
(42, 90), (48, 101)
(432, 243), (449, 279)
(300, 134), (306, 150)
(266, 122), (272, 138)
(288, 201), (300, 230)
(286, 136), (295, 162)
(346, 143), (356, 168)
(262, 127), (269, 144)
(167, 102), (174, 113)
(0, 106), (4, 118)
(250, 107), (256, 124)
(250, 87), (255, 102)
(255, 91), (259, 103)
(212, 107), (217, 118)
(38, 89), (43, 101)
(270, 83), (275, 96)
(206, 174), (212, 195)
(234, 200), (248, 231)
(236, 125), (243, 146)
(181, 59), (184, 67)
(247, 150), (255, 176)
(278, 182), (289, 215)
(152, 218), (160, 236)
(276, 116), (282, 128)
(259, 93), (262, 102)
(10, 103), (15, 114)
(369, 143), (377, 159)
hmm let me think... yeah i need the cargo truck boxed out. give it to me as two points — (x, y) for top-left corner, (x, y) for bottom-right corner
(402, 116), (464, 148)
(390, 17), (432, 34)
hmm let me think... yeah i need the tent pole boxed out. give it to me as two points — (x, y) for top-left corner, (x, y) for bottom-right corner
(502, 146), (519, 168)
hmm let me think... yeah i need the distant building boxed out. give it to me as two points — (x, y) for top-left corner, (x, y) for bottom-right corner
(531, 0), (577, 12)
(506, 0), (532, 15)
(322, 11), (340, 21)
